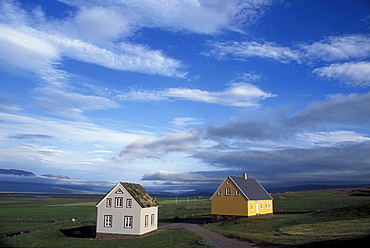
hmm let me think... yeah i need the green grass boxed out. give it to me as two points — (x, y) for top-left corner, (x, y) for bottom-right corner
(0, 194), (212, 248)
(205, 189), (370, 247)
(2, 189), (370, 247)
(2, 224), (210, 248)
(158, 199), (210, 219)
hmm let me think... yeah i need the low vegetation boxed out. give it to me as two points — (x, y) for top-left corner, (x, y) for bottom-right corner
(205, 188), (370, 247)
(0, 194), (210, 248)
(1, 188), (369, 247)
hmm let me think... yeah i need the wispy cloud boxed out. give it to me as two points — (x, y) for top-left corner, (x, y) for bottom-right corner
(170, 117), (204, 127)
(57, 0), (275, 35)
(205, 34), (370, 88)
(302, 35), (370, 61)
(0, 94), (21, 111)
(33, 87), (120, 120)
(313, 62), (370, 87)
(206, 40), (301, 63)
(117, 82), (276, 107)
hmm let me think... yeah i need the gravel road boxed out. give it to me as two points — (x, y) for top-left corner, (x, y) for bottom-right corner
(159, 218), (259, 248)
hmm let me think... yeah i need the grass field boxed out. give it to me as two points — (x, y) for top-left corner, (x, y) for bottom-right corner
(0, 193), (211, 248)
(205, 188), (370, 247)
(1, 188), (370, 247)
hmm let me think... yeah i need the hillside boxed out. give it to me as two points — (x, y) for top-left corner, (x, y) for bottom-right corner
(0, 169), (36, 177)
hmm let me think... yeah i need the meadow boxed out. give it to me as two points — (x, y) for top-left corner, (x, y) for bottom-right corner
(1, 188), (369, 247)
(0, 194), (211, 248)
(206, 188), (370, 247)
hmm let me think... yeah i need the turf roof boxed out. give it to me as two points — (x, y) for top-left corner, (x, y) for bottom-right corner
(120, 182), (157, 208)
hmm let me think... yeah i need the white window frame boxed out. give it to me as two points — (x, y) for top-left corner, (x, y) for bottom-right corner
(250, 202), (254, 210)
(124, 216), (133, 229)
(115, 197), (123, 208)
(151, 214), (155, 226)
(104, 215), (112, 227)
(225, 188), (231, 196)
(235, 190), (240, 196)
(145, 215), (149, 228)
(126, 198), (132, 208)
(106, 198), (112, 208)
(217, 190), (222, 196)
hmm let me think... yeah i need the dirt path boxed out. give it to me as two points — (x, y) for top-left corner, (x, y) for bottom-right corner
(159, 219), (258, 248)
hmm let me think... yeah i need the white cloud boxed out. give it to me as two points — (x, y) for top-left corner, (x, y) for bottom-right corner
(302, 35), (370, 61)
(299, 131), (370, 146)
(46, 34), (186, 78)
(33, 87), (120, 120)
(206, 40), (301, 63)
(313, 62), (370, 87)
(117, 82), (276, 107)
(0, 24), (63, 83)
(58, 0), (275, 34)
(170, 117), (204, 127)
(0, 1), (186, 80)
(0, 112), (147, 146)
(74, 6), (132, 40)
(164, 83), (276, 107)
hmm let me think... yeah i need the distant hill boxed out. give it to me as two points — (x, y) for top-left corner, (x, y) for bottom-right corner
(267, 184), (370, 193)
(0, 168), (112, 194)
(0, 169), (36, 177)
(0, 181), (97, 194)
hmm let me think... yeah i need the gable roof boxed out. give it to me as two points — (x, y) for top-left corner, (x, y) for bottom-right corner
(96, 182), (157, 208)
(230, 176), (273, 200)
(120, 182), (157, 208)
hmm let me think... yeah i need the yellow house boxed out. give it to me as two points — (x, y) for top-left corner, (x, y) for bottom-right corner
(211, 173), (273, 221)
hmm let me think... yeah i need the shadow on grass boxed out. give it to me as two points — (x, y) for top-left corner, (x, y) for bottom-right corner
(60, 225), (96, 238)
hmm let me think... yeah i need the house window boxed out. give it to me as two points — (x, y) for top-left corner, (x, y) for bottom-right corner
(115, 197), (123, 208)
(126, 199), (132, 208)
(235, 190), (240, 196)
(115, 188), (124, 194)
(250, 202), (254, 210)
(260, 202), (263, 209)
(226, 181), (230, 185)
(106, 198), (112, 208)
(225, 188), (231, 196)
(217, 190), (222, 196)
(124, 216), (133, 229)
(145, 215), (149, 228)
(104, 215), (112, 227)
(151, 214), (155, 226)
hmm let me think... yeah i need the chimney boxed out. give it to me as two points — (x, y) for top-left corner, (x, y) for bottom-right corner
(243, 173), (248, 180)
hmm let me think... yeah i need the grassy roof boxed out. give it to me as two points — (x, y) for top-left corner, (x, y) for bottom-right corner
(120, 182), (157, 208)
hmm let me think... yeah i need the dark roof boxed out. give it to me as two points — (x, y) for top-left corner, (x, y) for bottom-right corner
(96, 182), (157, 208)
(230, 176), (273, 200)
(120, 182), (157, 208)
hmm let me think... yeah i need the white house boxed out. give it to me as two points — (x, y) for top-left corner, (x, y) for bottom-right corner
(96, 182), (158, 238)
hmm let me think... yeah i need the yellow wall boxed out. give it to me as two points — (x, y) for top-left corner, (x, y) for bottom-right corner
(211, 179), (273, 217)
(211, 179), (248, 216)
(247, 200), (273, 216)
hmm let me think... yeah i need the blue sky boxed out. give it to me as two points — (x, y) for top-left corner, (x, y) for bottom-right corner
(0, 0), (369, 193)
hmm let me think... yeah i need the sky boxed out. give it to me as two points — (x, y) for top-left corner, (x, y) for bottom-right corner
(0, 0), (370, 193)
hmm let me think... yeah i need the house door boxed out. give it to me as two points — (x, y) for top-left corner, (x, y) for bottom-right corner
(256, 201), (259, 214)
